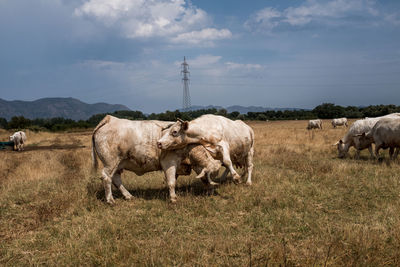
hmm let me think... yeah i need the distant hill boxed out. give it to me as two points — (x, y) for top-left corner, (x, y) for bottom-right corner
(182, 105), (307, 114)
(0, 97), (130, 120)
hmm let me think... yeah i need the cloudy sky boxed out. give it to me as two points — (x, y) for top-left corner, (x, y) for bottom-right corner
(1, 0), (400, 113)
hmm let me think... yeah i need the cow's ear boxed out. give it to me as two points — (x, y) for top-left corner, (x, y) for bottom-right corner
(182, 121), (189, 131)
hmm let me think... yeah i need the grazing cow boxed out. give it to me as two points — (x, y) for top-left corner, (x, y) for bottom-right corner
(157, 114), (255, 185)
(9, 131), (27, 151)
(331, 118), (348, 128)
(355, 118), (400, 160)
(335, 113), (400, 158)
(307, 119), (322, 130)
(92, 115), (221, 204)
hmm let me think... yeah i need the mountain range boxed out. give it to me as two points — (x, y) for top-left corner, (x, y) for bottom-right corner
(0, 97), (307, 120)
(0, 98), (130, 120)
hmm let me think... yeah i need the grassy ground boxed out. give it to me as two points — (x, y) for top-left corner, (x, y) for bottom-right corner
(1, 120), (400, 266)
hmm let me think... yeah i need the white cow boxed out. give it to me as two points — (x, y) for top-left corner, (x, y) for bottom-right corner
(307, 119), (322, 130)
(157, 115), (255, 185)
(92, 115), (221, 204)
(9, 131), (27, 151)
(331, 118), (348, 128)
(335, 113), (400, 158)
(355, 117), (400, 160)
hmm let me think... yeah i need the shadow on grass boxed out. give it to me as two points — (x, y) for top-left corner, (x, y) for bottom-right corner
(90, 178), (223, 203)
(22, 144), (86, 151)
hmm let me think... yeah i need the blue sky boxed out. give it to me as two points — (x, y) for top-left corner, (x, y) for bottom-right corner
(1, 0), (400, 113)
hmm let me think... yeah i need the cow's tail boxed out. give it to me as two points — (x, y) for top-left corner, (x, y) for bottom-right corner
(91, 115), (111, 171)
(92, 134), (99, 171)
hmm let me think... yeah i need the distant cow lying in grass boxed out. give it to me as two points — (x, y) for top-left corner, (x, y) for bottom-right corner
(91, 115), (222, 204)
(9, 131), (27, 151)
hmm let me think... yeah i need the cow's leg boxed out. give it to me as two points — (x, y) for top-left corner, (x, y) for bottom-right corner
(206, 172), (218, 186)
(355, 149), (360, 160)
(101, 169), (115, 204)
(164, 166), (177, 202)
(161, 162), (177, 203)
(389, 147), (395, 160)
(112, 170), (133, 200)
(219, 142), (240, 182)
(368, 145), (374, 159)
(393, 148), (400, 160)
(375, 143), (382, 160)
(220, 167), (230, 181)
(245, 147), (254, 185)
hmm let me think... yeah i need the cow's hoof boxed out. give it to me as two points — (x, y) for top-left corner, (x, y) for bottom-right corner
(246, 181), (252, 186)
(170, 197), (177, 203)
(106, 199), (116, 205)
(124, 195), (133, 201)
(233, 173), (241, 180)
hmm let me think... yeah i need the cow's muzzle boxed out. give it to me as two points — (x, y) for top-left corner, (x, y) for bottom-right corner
(157, 142), (162, 149)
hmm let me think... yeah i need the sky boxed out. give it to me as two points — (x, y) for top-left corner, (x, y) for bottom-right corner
(0, 0), (400, 113)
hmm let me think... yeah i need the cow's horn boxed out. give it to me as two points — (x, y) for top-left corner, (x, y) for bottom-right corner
(177, 118), (184, 123)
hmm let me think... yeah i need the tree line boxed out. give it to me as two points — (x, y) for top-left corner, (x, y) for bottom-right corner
(1, 103), (400, 131)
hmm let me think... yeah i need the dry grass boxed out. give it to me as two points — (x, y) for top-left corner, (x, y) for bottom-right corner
(1, 120), (400, 266)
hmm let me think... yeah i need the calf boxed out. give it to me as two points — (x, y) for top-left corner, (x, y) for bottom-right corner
(184, 144), (221, 186)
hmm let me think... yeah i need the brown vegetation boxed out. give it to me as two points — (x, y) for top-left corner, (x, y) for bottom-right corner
(1, 120), (400, 266)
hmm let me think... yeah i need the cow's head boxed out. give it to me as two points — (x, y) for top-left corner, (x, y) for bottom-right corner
(334, 139), (348, 158)
(9, 135), (14, 142)
(157, 118), (189, 150)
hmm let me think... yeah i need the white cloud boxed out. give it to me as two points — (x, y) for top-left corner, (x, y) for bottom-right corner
(244, 7), (281, 31)
(385, 13), (400, 26)
(170, 28), (232, 45)
(225, 62), (262, 70)
(188, 55), (222, 67)
(75, 0), (231, 45)
(245, 0), (388, 32)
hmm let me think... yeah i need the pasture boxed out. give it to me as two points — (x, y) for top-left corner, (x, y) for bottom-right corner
(1, 120), (400, 266)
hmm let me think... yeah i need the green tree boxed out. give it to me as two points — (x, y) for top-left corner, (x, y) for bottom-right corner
(8, 116), (31, 129)
(0, 117), (7, 129)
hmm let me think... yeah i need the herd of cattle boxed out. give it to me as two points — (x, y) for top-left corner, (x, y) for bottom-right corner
(6, 113), (400, 204)
(307, 114), (400, 160)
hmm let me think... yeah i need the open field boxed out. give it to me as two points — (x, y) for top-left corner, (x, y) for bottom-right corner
(1, 120), (400, 266)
